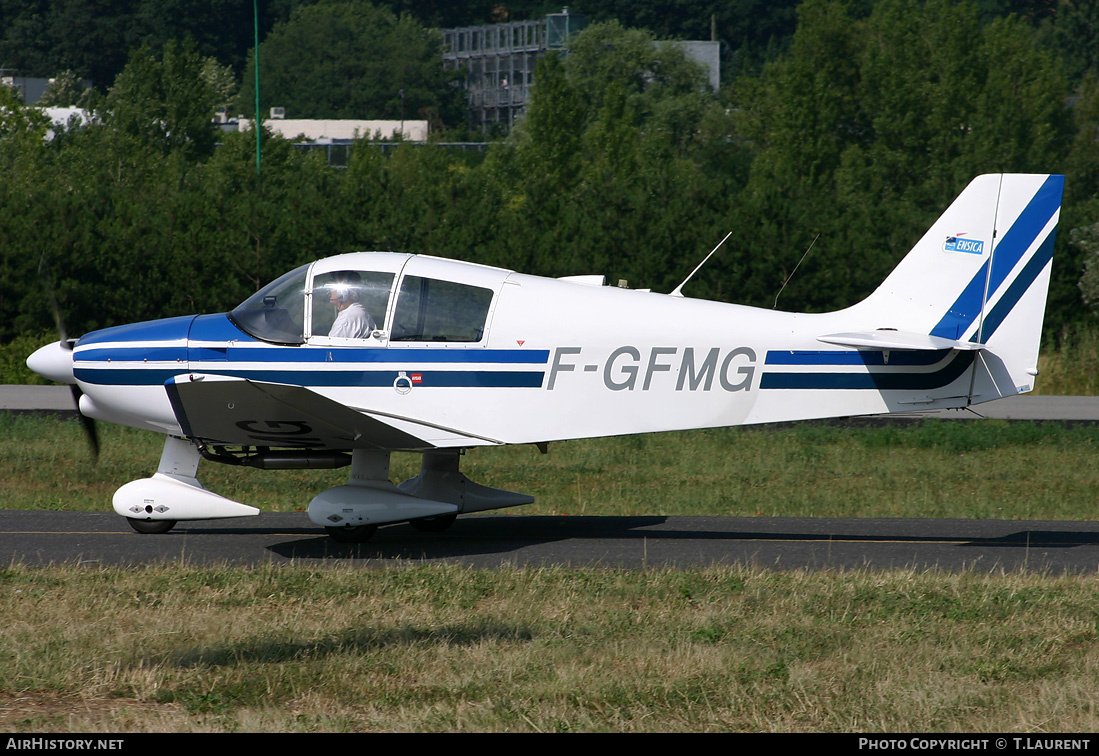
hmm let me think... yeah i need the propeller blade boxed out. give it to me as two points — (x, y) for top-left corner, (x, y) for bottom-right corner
(39, 252), (99, 461)
(69, 385), (99, 460)
(37, 252), (69, 345)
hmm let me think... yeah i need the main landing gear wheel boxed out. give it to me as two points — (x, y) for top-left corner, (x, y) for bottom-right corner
(409, 513), (458, 533)
(127, 518), (177, 535)
(325, 524), (378, 543)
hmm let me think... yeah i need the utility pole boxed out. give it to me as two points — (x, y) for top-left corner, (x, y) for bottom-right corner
(254, 0), (262, 175)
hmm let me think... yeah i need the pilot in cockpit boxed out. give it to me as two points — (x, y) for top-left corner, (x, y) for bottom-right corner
(328, 272), (376, 338)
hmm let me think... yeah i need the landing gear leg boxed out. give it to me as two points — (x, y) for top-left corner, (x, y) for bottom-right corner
(399, 449), (535, 526)
(309, 449), (534, 541)
(117, 436), (199, 535)
(311, 450), (453, 542)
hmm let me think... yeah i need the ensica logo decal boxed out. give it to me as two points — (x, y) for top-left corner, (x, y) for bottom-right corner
(944, 234), (985, 255)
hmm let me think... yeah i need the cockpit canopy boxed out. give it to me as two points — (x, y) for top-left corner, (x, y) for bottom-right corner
(228, 253), (502, 346)
(229, 263), (311, 344)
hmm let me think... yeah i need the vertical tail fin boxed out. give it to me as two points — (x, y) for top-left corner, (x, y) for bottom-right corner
(852, 173), (1063, 402)
(972, 174), (1063, 398)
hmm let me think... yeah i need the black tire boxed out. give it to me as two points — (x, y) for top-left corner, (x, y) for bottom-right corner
(325, 524), (378, 543)
(127, 518), (177, 535)
(409, 513), (458, 533)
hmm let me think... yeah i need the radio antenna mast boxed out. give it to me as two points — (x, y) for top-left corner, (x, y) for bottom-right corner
(773, 233), (820, 309)
(669, 231), (733, 298)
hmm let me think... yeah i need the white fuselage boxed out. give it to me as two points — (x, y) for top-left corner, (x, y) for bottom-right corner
(71, 255), (990, 450)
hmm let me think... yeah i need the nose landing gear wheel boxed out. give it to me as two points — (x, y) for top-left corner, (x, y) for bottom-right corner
(127, 518), (177, 535)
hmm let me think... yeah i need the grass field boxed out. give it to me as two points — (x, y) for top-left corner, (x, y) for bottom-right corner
(2, 564), (1099, 732)
(3, 414), (1099, 732)
(5, 413), (1099, 520)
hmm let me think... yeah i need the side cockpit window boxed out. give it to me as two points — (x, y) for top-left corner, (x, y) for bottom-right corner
(311, 270), (394, 339)
(229, 264), (309, 344)
(391, 276), (493, 342)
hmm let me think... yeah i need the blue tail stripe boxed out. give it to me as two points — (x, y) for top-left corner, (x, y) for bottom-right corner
(929, 260), (988, 340)
(974, 228), (1056, 343)
(986, 175), (1063, 300)
(930, 175), (1062, 341)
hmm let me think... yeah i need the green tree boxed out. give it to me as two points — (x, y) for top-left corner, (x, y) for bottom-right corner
(0, 0), (301, 88)
(238, 1), (464, 128)
(103, 39), (220, 161)
(512, 53), (584, 196)
(1033, 0), (1099, 83)
(733, 0), (1072, 313)
(0, 84), (49, 145)
(1066, 75), (1099, 205)
(201, 57), (239, 114)
(0, 85), (52, 341)
(498, 21), (738, 288)
(1074, 222), (1099, 313)
(36, 70), (91, 107)
(565, 20), (720, 157)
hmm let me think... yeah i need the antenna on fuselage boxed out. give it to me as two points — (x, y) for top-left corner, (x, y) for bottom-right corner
(773, 233), (820, 310)
(669, 231), (733, 298)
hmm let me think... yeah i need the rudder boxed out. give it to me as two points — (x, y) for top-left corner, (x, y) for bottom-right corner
(850, 173), (1063, 403)
(971, 174), (1063, 401)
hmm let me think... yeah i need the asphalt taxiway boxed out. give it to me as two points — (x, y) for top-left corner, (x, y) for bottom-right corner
(2, 511), (1098, 574)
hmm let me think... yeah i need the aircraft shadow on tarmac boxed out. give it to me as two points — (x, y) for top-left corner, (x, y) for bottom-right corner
(249, 516), (1099, 561)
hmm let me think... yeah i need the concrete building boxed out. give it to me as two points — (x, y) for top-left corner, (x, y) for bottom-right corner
(0, 71), (49, 104)
(442, 9), (587, 133)
(237, 117), (429, 142)
(441, 10), (721, 135)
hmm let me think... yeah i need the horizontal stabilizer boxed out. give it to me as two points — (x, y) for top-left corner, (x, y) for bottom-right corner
(818, 331), (985, 352)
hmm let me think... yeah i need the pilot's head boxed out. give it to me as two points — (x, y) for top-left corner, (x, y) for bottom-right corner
(328, 272), (362, 309)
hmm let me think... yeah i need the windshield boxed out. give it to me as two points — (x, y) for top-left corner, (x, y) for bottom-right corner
(229, 264), (309, 344)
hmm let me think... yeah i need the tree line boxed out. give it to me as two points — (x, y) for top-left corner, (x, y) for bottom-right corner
(1, 0), (1098, 351)
(6, 1), (1097, 91)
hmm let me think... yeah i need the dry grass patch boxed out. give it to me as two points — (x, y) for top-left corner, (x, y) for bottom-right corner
(2, 563), (1099, 732)
(0, 691), (186, 732)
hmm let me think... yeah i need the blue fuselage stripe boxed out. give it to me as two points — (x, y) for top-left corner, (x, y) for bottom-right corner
(76, 347), (188, 362)
(75, 367), (546, 388)
(765, 350), (949, 366)
(760, 351), (975, 390)
(76, 346), (550, 364)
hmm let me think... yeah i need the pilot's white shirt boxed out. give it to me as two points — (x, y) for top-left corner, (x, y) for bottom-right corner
(330, 303), (374, 338)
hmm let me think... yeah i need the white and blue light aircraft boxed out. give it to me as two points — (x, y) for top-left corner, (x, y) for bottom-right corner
(28, 173), (1063, 541)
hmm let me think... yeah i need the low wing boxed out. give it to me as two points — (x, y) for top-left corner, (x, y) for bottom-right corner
(164, 374), (483, 450)
(818, 330), (985, 352)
